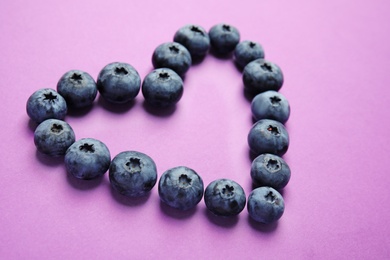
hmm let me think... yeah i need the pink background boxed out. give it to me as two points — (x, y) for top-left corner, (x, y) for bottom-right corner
(1, 0), (390, 259)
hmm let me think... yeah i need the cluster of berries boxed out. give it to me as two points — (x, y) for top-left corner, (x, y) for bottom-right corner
(26, 23), (291, 224)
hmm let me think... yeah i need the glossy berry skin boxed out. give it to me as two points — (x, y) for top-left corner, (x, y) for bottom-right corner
(97, 62), (141, 104)
(234, 40), (265, 69)
(142, 68), (184, 108)
(158, 166), (204, 211)
(173, 24), (210, 58)
(26, 88), (67, 124)
(243, 59), (284, 95)
(248, 119), (289, 156)
(209, 23), (240, 55)
(57, 70), (97, 108)
(65, 138), (111, 180)
(251, 154), (291, 190)
(152, 42), (192, 76)
(204, 179), (246, 217)
(109, 151), (157, 197)
(251, 90), (290, 124)
(247, 186), (285, 224)
(34, 119), (75, 157)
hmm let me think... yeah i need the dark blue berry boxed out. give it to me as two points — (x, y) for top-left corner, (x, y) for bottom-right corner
(26, 88), (67, 124)
(109, 151), (158, 197)
(248, 119), (289, 156)
(57, 70), (97, 108)
(173, 24), (210, 59)
(247, 186), (285, 224)
(142, 68), (184, 108)
(234, 40), (265, 69)
(158, 166), (204, 210)
(209, 23), (240, 55)
(65, 138), (111, 180)
(251, 90), (290, 124)
(251, 154), (291, 190)
(34, 119), (75, 157)
(152, 42), (192, 76)
(97, 62), (141, 104)
(243, 59), (284, 94)
(204, 179), (246, 217)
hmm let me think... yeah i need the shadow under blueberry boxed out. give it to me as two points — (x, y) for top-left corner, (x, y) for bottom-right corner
(243, 87), (256, 103)
(142, 100), (177, 117)
(35, 150), (64, 167)
(209, 48), (234, 60)
(109, 186), (152, 207)
(248, 215), (279, 232)
(97, 95), (136, 114)
(159, 200), (198, 220)
(203, 208), (239, 228)
(66, 172), (105, 190)
(66, 104), (94, 117)
(27, 119), (38, 132)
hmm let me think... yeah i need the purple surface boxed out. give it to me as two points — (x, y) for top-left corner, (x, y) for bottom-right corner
(1, 0), (390, 259)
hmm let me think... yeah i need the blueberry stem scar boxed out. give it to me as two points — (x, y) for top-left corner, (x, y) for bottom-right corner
(79, 143), (95, 153)
(50, 123), (63, 133)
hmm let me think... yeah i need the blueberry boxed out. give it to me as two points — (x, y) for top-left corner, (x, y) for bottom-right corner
(243, 59), (284, 95)
(173, 24), (210, 59)
(97, 62), (141, 104)
(152, 42), (192, 76)
(109, 151), (157, 197)
(251, 90), (290, 124)
(26, 88), (67, 124)
(247, 186), (285, 224)
(251, 154), (291, 190)
(204, 179), (246, 217)
(209, 23), (240, 55)
(34, 119), (75, 157)
(247, 119), (289, 156)
(57, 70), (97, 108)
(65, 138), (111, 180)
(234, 40), (265, 69)
(142, 68), (184, 108)
(158, 166), (204, 210)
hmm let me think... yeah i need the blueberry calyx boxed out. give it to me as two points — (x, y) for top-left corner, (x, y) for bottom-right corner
(178, 174), (192, 188)
(265, 191), (278, 204)
(267, 125), (280, 135)
(79, 143), (95, 153)
(51, 123), (63, 133)
(114, 66), (128, 75)
(260, 63), (273, 72)
(125, 158), (142, 173)
(190, 26), (204, 35)
(222, 24), (231, 31)
(221, 185), (235, 198)
(270, 96), (281, 105)
(249, 41), (256, 48)
(70, 73), (83, 83)
(265, 158), (280, 172)
(158, 72), (170, 80)
(43, 92), (57, 103)
(169, 45), (180, 53)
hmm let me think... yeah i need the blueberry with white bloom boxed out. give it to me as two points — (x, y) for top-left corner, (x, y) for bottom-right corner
(174, 24), (210, 59)
(159, 166), (204, 210)
(57, 70), (97, 108)
(34, 119), (75, 156)
(152, 42), (192, 76)
(97, 62), (141, 104)
(234, 40), (265, 69)
(251, 90), (290, 124)
(26, 88), (67, 124)
(209, 23), (240, 55)
(65, 138), (111, 180)
(109, 151), (158, 197)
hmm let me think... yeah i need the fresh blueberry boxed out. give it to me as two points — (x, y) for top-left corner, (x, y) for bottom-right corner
(243, 59), (284, 95)
(234, 40), (265, 69)
(152, 42), (192, 76)
(251, 90), (290, 124)
(109, 151), (158, 197)
(97, 62), (141, 104)
(158, 166), (204, 210)
(173, 24), (210, 59)
(142, 68), (184, 108)
(65, 138), (111, 180)
(34, 119), (75, 157)
(26, 88), (67, 124)
(247, 186), (285, 224)
(57, 70), (97, 108)
(251, 154), (291, 190)
(204, 179), (246, 217)
(209, 23), (240, 55)
(248, 119), (289, 156)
